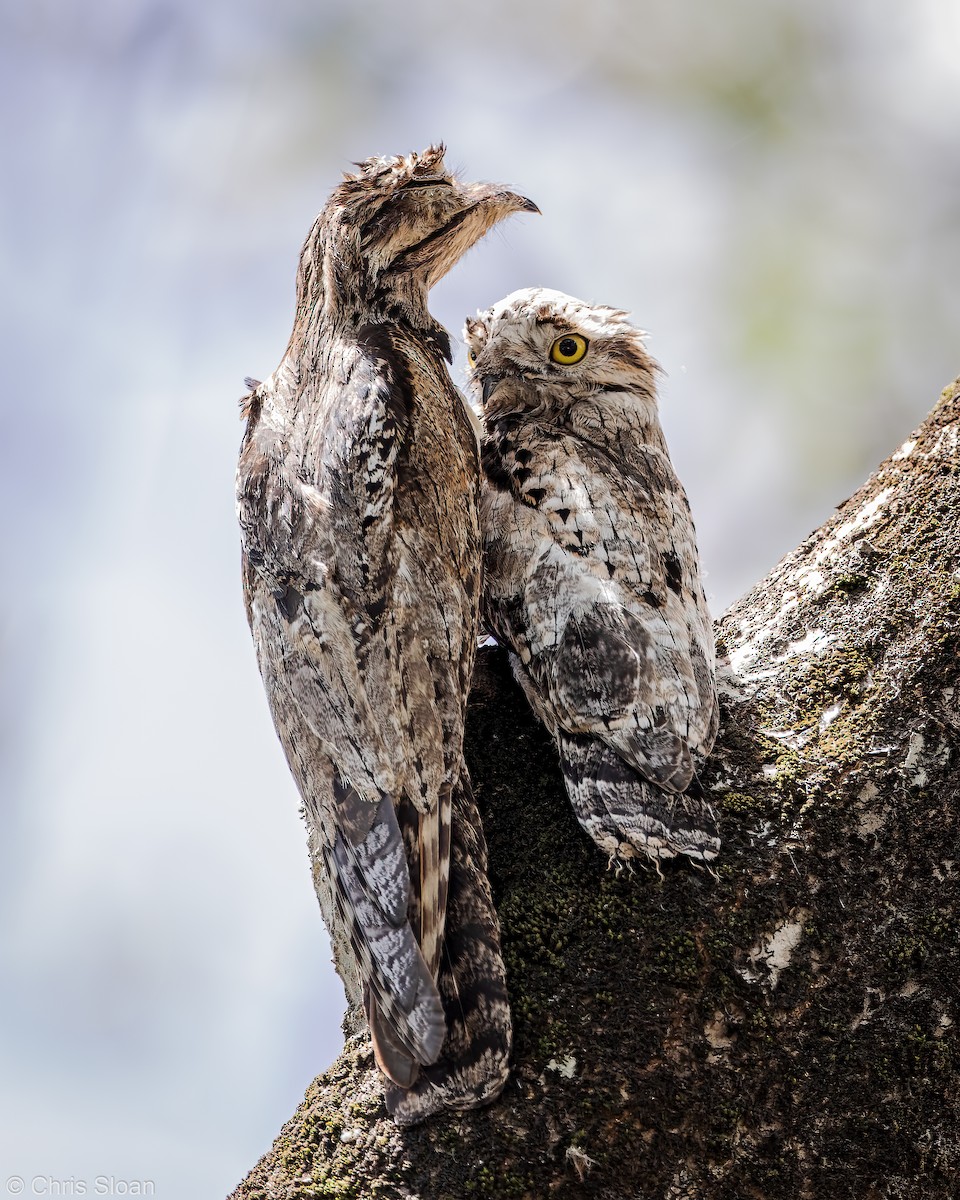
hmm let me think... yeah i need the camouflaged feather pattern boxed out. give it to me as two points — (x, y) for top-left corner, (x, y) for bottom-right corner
(237, 148), (535, 1125)
(467, 287), (720, 864)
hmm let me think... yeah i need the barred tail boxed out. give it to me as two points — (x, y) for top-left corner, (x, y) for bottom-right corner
(326, 792), (446, 1087)
(384, 768), (512, 1126)
(558, 731), (720, 863)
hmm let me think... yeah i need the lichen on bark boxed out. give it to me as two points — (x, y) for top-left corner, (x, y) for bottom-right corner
(231, 380), (960, 1200)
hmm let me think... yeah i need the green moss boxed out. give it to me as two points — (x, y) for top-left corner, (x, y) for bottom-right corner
(830, 572), (870, 597)
(651, 930), (701, 986)
(718, 790), (766, 816)
(782, 645), (875, 717)
(468, 1168), (533, 1197)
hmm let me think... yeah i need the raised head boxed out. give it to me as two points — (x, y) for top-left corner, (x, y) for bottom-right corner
(297, 145), (538, 336)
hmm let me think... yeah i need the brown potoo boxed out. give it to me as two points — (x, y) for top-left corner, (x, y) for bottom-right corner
(236, 148), (537, 1125)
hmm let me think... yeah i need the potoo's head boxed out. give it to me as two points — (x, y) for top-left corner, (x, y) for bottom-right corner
(464, 287), (660, 418)
(299, 145), (537, 320)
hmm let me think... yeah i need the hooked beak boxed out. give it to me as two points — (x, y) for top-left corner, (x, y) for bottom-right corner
(481, 375), (502, 405)
(391, 184), (539, 285)
(476, 190), (540, 215)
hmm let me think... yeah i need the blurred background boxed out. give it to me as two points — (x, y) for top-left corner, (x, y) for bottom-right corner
(1, 0), (958, 1195)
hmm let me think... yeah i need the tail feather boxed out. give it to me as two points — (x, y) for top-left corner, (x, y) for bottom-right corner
(327, 793), (447, 1079)
(384, 771), (512, 1126)
(408, 784), (453, 981)
(558, 731), (719, 863)
(366, 989), (423, 1089)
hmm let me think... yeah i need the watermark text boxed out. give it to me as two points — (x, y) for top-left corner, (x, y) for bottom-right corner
(5, 1178), (155, 1196)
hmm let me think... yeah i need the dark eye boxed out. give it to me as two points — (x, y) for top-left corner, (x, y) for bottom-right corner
(550, 334), (588, 365)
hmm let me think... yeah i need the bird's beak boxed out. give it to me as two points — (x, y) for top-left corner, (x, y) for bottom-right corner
(464, 185), (540, 217)
(481, 375), (502, 406)
(392, 183), (539, 286)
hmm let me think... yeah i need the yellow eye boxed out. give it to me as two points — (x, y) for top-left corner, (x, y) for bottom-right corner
(550, 334), (588, 365)
(466, 348), (477, 368)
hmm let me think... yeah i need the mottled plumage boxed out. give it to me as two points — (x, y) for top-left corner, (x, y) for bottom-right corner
(466, 288), (719, 863)
(237, 147), (536, 1124)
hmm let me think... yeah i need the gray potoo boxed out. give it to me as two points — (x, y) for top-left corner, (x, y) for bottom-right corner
(466, 288), (719, 864)
(236, 148), (536, 1124)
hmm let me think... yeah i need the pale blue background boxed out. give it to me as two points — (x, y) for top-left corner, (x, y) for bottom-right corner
(2, 1), (958, 1197)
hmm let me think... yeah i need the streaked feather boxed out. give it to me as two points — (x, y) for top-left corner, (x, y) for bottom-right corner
(237, 148), (530, 1121)
(468, 287), (720, 864)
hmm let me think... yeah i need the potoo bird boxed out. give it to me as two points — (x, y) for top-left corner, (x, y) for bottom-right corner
(236, 147), (537, 1125)
(466, 287), (719, 864)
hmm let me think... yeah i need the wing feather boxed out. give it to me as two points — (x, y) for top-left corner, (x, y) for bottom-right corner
(237, 330), (453, 1081)
(481, 409), (718, 862)
(327, 794), (447, 1072)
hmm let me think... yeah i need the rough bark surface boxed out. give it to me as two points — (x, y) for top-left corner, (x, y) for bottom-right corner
(230, 380), (960, 1200)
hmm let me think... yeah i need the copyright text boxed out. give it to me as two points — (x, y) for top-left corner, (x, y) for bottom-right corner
(5, 1179), (155, 1196)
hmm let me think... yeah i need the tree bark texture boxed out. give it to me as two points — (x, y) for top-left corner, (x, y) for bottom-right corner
(230, 379), (960, 1199)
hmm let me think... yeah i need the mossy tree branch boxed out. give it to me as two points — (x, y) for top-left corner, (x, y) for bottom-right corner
(231, 380), (960, 1200)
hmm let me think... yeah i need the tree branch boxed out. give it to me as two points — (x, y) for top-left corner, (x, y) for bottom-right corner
(231, 378), (960, 1200)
